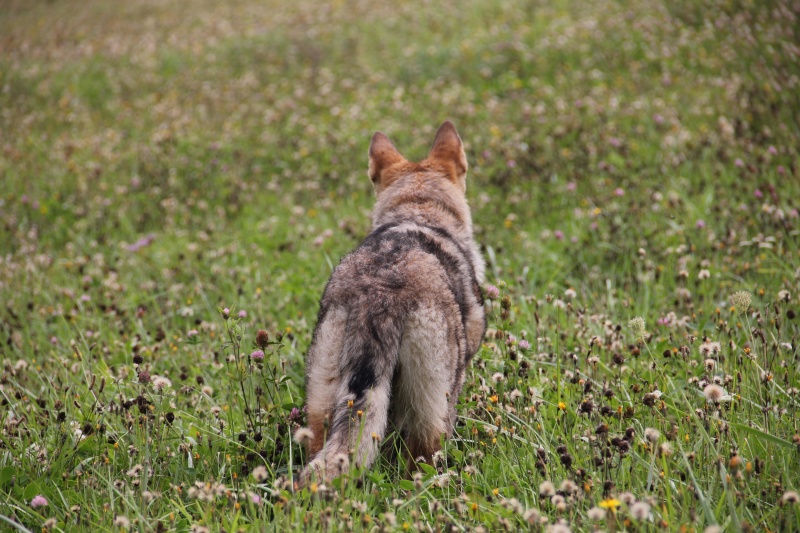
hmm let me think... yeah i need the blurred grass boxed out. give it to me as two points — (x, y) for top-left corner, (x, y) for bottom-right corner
(1, 0), (799, 531)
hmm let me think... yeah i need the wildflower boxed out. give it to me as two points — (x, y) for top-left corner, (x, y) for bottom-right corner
(113, 515), (131, 529)
(333, 453), (350, 472)
(250, 350), (265, 361)
(546, 522), (571, 533)
(703, 384), (730, 403)
(630, 501), (651, 520)
(152, 376), (171, 391)
(628, 317), (647, 340)
(221, 308), (230, 319)
(564, 288), (577, 299)
(539, 480), (556, 497)
(704, 359), (716, 371)
(587, 506), (606, 520)
(778, 290), (791, 302)
(551, 494), (567, 511)
(485, 285), (500, 300)
(187, 329), (199, 337)
(293, 427), (314, 445)
(695, 219), (706, 229)
(238, 310), (247, 318)
(599, 498), (621, 510)
(518, 339), (531, 350)
(256, 329), (270, 349)
(30, 495), (48, 509)
(644, 428), (660, 443)
(289, 407), (302, 423)
(731, 291), (751, 314)
(491, 372), (505, 383)
(250, 493), (261, 504)
(614, 188), (625, 196)
(698, 269), (710, 279)
(252, 465), (268, 482)
(700, 341), (721, 356)
(138, 371), (151, 384)
(782, 491), (800, 504)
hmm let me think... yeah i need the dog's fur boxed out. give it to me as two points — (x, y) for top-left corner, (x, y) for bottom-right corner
(299, 121), (486, 485)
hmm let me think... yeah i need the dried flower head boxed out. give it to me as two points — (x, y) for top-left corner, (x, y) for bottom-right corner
(703, 384), (730, 403)
(630, 501), (651, 520)
(256, 329), (270, 349)
(644, 427), (660, 443)
(293, 427), (314, 445)
(628, 317), (647, 340)
(731, 291), (752, 314)
(782, 490), (800, 504)
(252, 465), (268, 482)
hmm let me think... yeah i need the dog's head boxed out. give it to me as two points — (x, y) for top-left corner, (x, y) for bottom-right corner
(367, 121), (469, 197)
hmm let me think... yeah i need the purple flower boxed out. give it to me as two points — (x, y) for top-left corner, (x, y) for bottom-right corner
(754, 189), (763, 198)
(250, 350), (265, 361)
(30, 495), (48, 509)
(614, 188), (625, 196)
(138, 371), (151, 384)
(695, 219), (706, 229)
(506, 159), (516, 168)
(251, 493), (261, 504)
(609, 137), (622, 148)
(777, 165), (785, 175)
(238, 310), (247, 318)
(768, 145), (778, 155)
(518, 339), (531, 350)
(554, 230), (564, 240)
(734, 158), (744, 168)
(221, 308), (230, 319)
(289, 407), (302, 422)
(187, 329), (199, 337)
(653, 114), (665, 124)
(485, 285), (500, 300)
(566, 182), (577, 192)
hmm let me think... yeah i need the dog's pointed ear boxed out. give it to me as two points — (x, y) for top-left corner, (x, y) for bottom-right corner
(368, 132), (405, 187)
(428, 121), (468, 183)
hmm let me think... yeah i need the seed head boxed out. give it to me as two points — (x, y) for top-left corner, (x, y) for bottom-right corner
(256, 329), (270, 349)
(630, 501), (651, 520)
(731, 291), (751, 315)
(293, 427), (314, 445)
(703, 384), (729, 403)
(644, 427), (660, 443)
(627, 317), (647, 340)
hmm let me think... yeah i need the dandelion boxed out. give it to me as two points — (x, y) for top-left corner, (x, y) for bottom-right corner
(293, 427), (314, 445)
(564, 288), (577, 299)
(113, 515), (131, 529)
(539, 480), (556, 497)
(628, 317), (647, 340)
(491, 372), (505, 383)
(630, 501), (651, 520)
(250, 350), (265, 361)
(599, 498), (621, 511)
(731, 291), (751, 314)
(30, 495), (48, 508)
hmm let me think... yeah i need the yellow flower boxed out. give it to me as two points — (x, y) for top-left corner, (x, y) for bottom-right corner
(558, 402), (567, 411)
(599, 498), (621, 510)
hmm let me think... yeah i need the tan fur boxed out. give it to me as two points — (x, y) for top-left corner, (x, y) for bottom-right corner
(299, 121), (486, 487)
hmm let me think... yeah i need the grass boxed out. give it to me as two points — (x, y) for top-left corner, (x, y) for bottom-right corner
(1, 0), (799, 531)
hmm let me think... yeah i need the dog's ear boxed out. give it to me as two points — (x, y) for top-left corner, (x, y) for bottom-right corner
(368, 132), (405, 189)
(428, 121), (468, 184)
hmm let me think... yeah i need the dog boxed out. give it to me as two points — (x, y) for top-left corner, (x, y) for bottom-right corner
(298, 121), (486, 485)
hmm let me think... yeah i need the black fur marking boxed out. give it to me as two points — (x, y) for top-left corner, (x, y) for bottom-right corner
(347, 361), (376, 398)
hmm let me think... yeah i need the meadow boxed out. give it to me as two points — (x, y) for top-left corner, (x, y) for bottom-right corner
(1, 0), (799, 530)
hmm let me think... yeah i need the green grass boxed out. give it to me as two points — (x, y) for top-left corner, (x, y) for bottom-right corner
(1, 0), (799, 531)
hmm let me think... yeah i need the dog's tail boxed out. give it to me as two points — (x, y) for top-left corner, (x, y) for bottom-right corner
(298, 301), (405, 487)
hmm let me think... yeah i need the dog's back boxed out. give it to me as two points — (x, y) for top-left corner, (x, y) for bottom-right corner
(300, 122), (486, 484)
